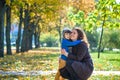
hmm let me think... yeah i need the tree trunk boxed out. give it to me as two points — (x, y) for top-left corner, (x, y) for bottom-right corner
(34, 26), (40, 48)
(34, 17), (41, 48)
(29, 34), (33, 49)
(58, 26), (61, 46)
(37, 26), (40, 48)
(98, 12), (106, 58)
(57, 18), (62, 47)
(6, 5), (12, 55)
(34, 32), (37, 48)
(0, 0), (6, 57)
(16, 8), (23, 53)
(28, 22), (34, 49)
(34, 32), (40, 48)
(21, 5), (30, 52)
(29, 22), (37, 49)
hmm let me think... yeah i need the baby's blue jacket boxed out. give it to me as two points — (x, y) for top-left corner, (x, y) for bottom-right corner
(61, 39), (81, 60)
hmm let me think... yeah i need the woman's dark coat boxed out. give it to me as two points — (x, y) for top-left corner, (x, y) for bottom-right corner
(60, 42), (94, 80)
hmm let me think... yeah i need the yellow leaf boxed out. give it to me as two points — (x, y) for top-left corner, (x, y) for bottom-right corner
(6, 0), (10, 6)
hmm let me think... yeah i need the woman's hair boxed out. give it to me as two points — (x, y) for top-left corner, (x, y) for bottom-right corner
(73, 27), (90, 48)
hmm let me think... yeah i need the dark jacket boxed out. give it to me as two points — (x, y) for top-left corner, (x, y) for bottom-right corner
(60, 42), (94, 80)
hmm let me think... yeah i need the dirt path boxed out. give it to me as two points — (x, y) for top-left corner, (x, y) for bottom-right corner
(0, 70), (120, 76)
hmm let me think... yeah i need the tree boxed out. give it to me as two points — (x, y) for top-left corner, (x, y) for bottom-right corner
(16, 7), (23, 53)
(67, 9), (85, 27)
(98, 29), (120, 51)
(0, 0), (6, 57)
(86, 31), (99, 51)
(19, 0), (68, 51)
(68, 0), (95, 18)
(6, 1), (12, 55)
(95, 0), (120, 58)
(77, 0), (120, 58)
(34, 18), (41, 48)
(11, 0), (26, 53)
(21, 3), (30, 52)
(108, 29), (120, 49)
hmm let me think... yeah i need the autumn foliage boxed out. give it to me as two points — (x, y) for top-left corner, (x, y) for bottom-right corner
(69, 0), (95, 17)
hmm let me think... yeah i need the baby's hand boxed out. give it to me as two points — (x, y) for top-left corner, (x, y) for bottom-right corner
(61, 49), (65, 54)
(61, 49), (68, 57)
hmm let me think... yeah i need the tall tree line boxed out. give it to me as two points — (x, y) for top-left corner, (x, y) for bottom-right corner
(0, 0), (96, 57)
(0, 1), (42, 57)
(0, 0), (68, 57)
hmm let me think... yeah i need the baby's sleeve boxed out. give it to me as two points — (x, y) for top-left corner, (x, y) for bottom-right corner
(62, 39), (81, 47)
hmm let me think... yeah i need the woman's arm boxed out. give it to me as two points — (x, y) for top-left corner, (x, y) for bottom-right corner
(69, 43), (87, 61)
(62, 43), (87, 61)
(62, 39), (81, 47)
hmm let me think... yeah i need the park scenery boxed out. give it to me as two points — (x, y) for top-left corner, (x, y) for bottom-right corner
(0, 0), (120, 80)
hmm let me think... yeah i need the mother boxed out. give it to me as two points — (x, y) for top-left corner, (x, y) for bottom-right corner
(60, 28), (94, 80)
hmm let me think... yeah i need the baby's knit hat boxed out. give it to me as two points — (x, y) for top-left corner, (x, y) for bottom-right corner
(62, 27), (71, 34)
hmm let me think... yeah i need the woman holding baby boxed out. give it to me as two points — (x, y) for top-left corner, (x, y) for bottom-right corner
(55, 27), (94, 80)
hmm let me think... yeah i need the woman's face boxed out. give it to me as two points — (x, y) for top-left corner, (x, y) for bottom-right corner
(70, 29), (78, 41)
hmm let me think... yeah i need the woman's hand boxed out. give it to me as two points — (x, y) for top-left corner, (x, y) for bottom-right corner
(61, 49), (68, 57)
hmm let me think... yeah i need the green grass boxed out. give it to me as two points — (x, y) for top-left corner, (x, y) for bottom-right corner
(89, 75), (120, 80)
(91, 51), (120, 71)
(0, 49), (120, 80)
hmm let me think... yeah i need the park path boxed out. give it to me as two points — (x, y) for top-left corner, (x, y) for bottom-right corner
(0, 70), (120, 76)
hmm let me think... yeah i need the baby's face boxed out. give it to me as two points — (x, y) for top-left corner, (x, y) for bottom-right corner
(64, 33), (71, 39)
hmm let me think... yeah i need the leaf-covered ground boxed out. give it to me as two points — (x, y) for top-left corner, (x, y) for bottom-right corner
(0, 49), (120, 80)
(0, 50), (59, 71)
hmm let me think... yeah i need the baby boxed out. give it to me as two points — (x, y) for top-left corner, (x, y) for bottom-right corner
(55, 28), (81, 80)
